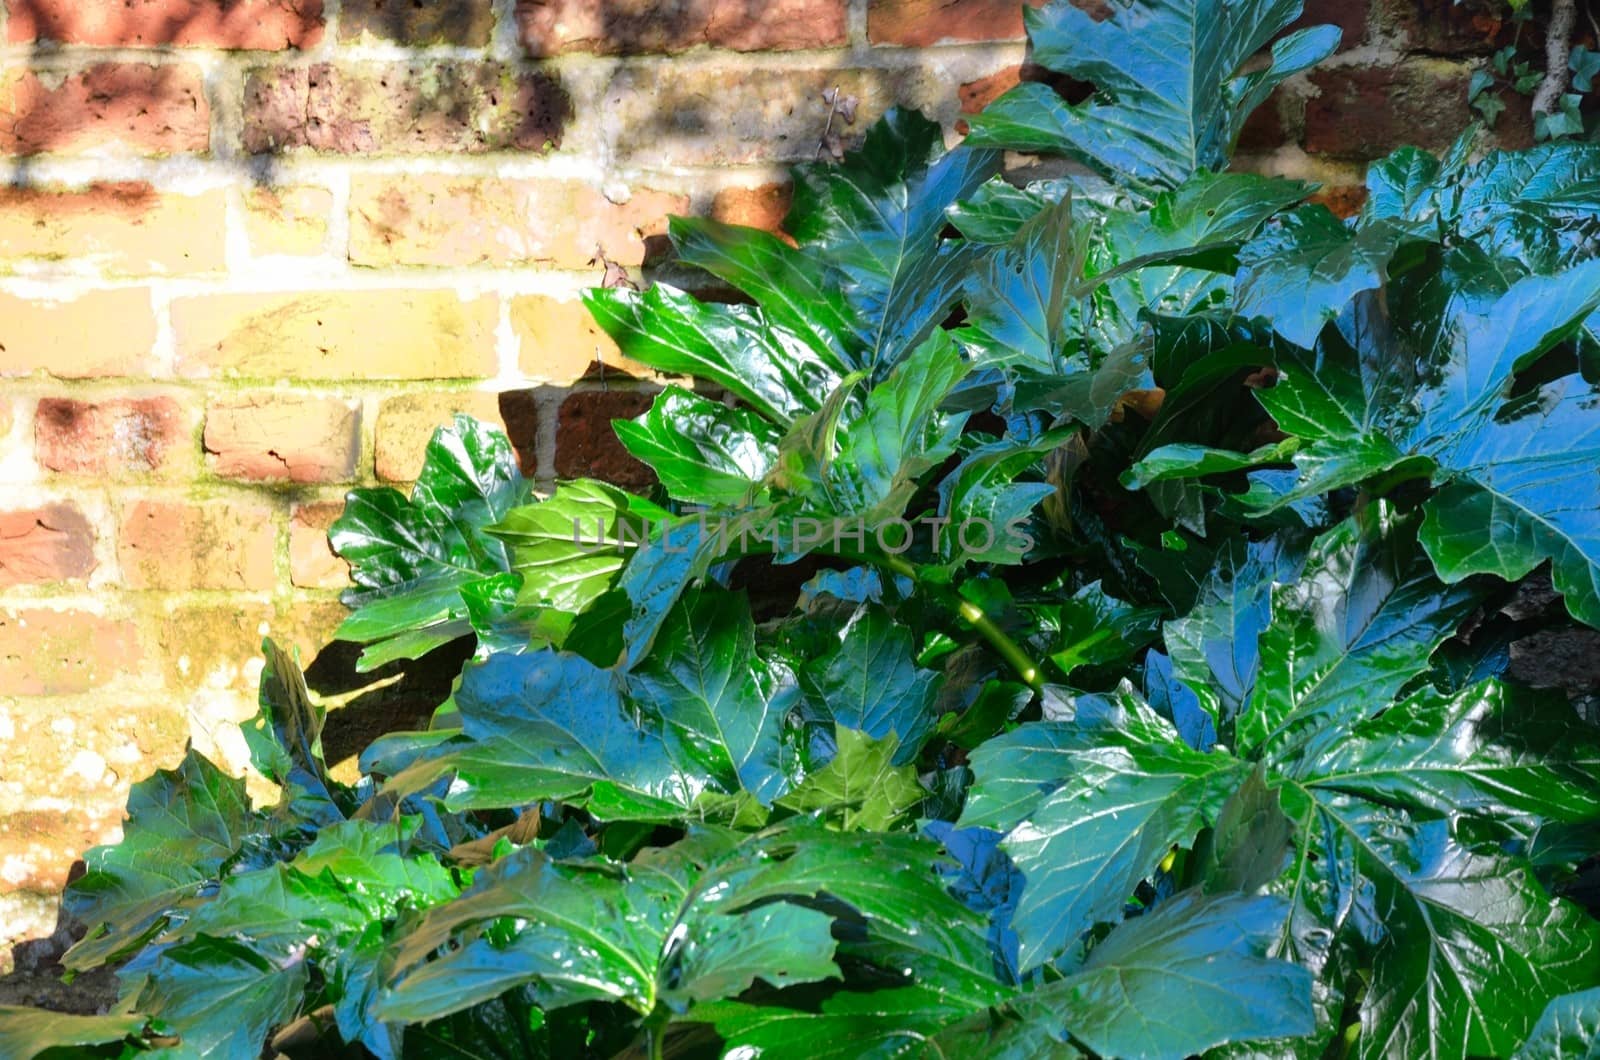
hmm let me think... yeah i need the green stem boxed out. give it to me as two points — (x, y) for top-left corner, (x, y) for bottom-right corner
(849, 550), (1045, 691)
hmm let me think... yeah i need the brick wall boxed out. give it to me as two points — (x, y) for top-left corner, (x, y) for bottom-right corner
(0, 0), (1540, 960)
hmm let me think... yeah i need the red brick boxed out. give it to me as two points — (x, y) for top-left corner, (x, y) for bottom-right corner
(0, 64), (208, 156)
(1385, 0), (1516, 56)
(0, 609), (141, 695)
(868, 0), (1045, 45)
(710, 182), (793, 234)
(289, 501), (349, 588)
(170, 290), (499, 381)
(1310, 185), (1369, 219)
(959, 66), (1021, 116)
(554, 389), (657, 489)
(517, 0), (847, 56)
(1237, 93), (1288, 154)
(117, 499), (277, 590)
(1305, 65), (1471, 160)
(204, 394), (360, 483)
(35, 396), (188, 476)
(0, 505), (95, 586)
(0, 290), (159, 379)
(242, 62), (570, 155)
(1293, 0), (1367, 51)
(0, 183), (227, 274)
(349, 176), (685, 268)
(6, 0), (323, 48)
(341, 0), (494, 45)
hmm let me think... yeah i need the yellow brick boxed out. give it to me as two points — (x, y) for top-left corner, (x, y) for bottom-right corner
(0, 289), (158, 378)
(170, 290), (499, 380)
(243, 185), (332, 256)
(0, 183), (227, 274)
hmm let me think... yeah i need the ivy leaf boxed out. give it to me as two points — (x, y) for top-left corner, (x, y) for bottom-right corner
(1516, 987), (1600, 1058)
(960, 686), (1247, 969)
(1013, 891), (1314, 1059)
(969, 0), (1338, 189)
(788, 108), (1000, 374)
(331, 415), (530, 671)
(613, 386), (779, 508)
(62, 749), (260, 971)
(776, 726), (924, 831)
(804, 604), (946, 763)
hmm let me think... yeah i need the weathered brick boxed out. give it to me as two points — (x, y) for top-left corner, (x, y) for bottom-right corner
(350, 176), (685, 269)
(0, 609), (142, 695)
(602, 66), (906, 166)
(0, 699), (182, 812)
(0, 183), (226, 275)
(35, 396), (188, 476)
(145, 599), (275, 694)
(554, 389), (657, 488)
(512, 294), (653, 384)
(1294, 0), (1367, 51)
(0, 505), (96, 586)
(710, 182), (793, 233)
(1385, 0), (1516, 56)
(204, 394), (361, 483)
(0, 64), (208, 156)
(6, 0), (324, 48)
(289, 501), (349, 588)
(0, 289), (159, 379)
(517, 0), (847, 56)
(0, 810), (120, 891)
(242, 62), (571, 155)
(1310, 184), (1369, 219)
(1305, 65), (1471, 160)
(0, 399), (12, 439)
(374, 391), (504, 482)
(242, 185), (332, 256)
(341, 0), (494, 45)
(868, 0), (1044, 45)
(170, 290), (499, 380)
(118, 499), (277, 590)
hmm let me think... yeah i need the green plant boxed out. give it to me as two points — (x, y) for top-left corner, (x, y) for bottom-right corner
(7, 1), (1600, 1057)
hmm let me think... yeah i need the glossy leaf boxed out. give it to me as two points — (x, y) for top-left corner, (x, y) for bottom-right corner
(775, 726), (923, 831)
(613, 386), (779, 508)
(331, 415), (530, 670)
(804, 604), (945, 763)
(1516, 987), (1600, 1059)
(969, 0), (1338, 188)
(0, 1008), (148, 1060)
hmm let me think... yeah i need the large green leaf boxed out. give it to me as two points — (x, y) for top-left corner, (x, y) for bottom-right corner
(968, 0), (1338, 189)
(960, 687), (1247, 969)
(384, 648), (699, 814)
(788, 108), (1000, 375)
(490, 479), (668, 616)
(1255, 264), (1600, 625)
(629, 589), (801, 807)
(0, 1008), (148, 1060)
(585, 283), (838, 425)
(1235, 207), (1408, 348)
(331, 415), (530, 671)
(775, 726), (924, 831)
(1011, 891), (1314, 1059)
(123, 935), (308, 1059)
(244, 638), (349, 825)
(62, 749), (259, 971)
(803, 603), (945, 763)
(1237, 510), (1483, 756)
(1516, 987), (1600, 1059)
(612, 386), (779, 509)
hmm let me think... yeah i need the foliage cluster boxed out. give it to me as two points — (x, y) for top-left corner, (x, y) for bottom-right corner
(7, 1), (1600, 1057)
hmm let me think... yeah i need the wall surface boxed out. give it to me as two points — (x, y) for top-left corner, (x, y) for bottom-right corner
(0, 0), (1541, 965)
